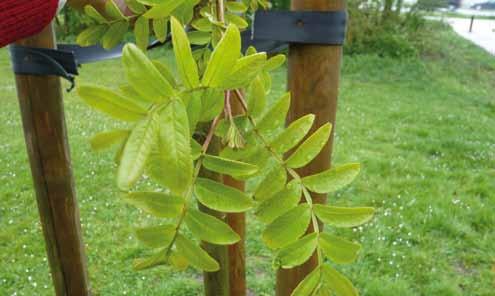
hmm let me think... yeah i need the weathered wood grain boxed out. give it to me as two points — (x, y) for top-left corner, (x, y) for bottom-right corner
(13, 24), (90, 296)
(199, 138), (230, 296)
(225, 177), (246, 296)
(276, 0), (345, 294)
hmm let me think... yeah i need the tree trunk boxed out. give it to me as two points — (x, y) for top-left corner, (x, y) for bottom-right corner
(383, 0), (394, 21)
(395, 0), (403, 15)
(276, 0), (345, 294)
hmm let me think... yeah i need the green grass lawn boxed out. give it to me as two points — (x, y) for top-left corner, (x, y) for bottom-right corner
(1, 23), (494, 295)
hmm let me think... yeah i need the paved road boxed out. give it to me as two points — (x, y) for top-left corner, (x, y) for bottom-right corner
(446, 17), (495, 55)
(455, 8), (495, 17)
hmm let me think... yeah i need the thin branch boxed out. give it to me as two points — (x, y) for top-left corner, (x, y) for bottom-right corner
(202, 114), (222, 152)
(216, 0), (226, 23)
(164, 114), (222, 259)
(225, 90), (234, 123)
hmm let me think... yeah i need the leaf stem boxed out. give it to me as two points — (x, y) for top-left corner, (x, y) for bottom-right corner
(202, 114), (222, 152)
(164, 113), (222, 259)
(224, 90), (234, 123)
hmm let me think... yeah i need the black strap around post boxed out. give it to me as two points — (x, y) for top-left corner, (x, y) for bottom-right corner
(9, 10), (347, 91)
(58, 43), (125, 64)
(9, 45), (79, 91)
(244, 10), (347, 52)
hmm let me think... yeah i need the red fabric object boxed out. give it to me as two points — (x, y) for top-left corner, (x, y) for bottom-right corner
(0, 0), (59, 48)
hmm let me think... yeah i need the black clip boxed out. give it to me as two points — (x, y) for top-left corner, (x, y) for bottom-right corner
(9, 45), (79, 92)
(242, 10), (347, 53)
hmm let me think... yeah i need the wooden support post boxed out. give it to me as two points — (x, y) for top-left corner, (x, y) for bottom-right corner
(276, 0), (345, 295)
(200, 202), (230, 296)
(224, 90), (247, 296)
(225, 178), (246, 296)
(13, 24), (90, 296)
(200, 139), (230, 296)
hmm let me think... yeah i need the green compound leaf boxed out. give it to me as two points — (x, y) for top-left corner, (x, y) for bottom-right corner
(319, 233), (361, 264)
(151, 60), (177, 87)
(302, 163), (361, 194)
(321, 265), (358, 296)
(192, 18), (212, 32)
(245, 45), (257, 55)
(271, 114), (315, 154)
(202, 24), (241, 87)
(256, 92), (291, 139)
(191, 139), (202, 160)
(84, 5), (107, 23)
(172, 0), (200, 24)
(175, 234), (219, 272)
(292, 265), (358, 296)
(77, 84), (146, 122)
(253, 165), (287, 201)
(262, 204), (311, 249)
(102, 21), (129, 49)
(261, 70), (272, 92)
(76, 25), (107, 47)
(143, 0), (186, 19)
(153, 18), (169, 42)
(135, 224), (175, 248)
(136, 0), (163, 5)
(171, 17), (200, 89)
(90, 129), (129, 152)
(255, 181), (302, 224)
(123, 191), (184, 218)
(265, 54), (286, 72)
(194, 178), (254, 213)
(222, 52), (267, 89)
(105, 0), (126, 20)
(125, 0), (146, 14)
(274, 233), (318, 269)
(247, 76), (266, 119)
(225, 13), (249, 29)
(198, 88), (224, 122)
(313, 287), (333, 296)
(291, 267), (321, 296)
(203, 155), (258, 178)
(185, 209), (240, 245)
(187, 31), (211, 45)
(133, 248), (167, 271)
(134, 16), (150, 52)
(133, 248), (189, 271)
(119, 84), (151, 106)
(169, 250), (189, 271)
(122, 43), (175, 102)
(313, 205), (375, 228)
(148, 100), (193, 196)
(226, 1), (248, 13)
(286, 123), (332, 169)
(117, 116), (158, 190)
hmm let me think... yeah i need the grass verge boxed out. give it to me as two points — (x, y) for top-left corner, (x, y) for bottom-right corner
(0, 23), (494, 295)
